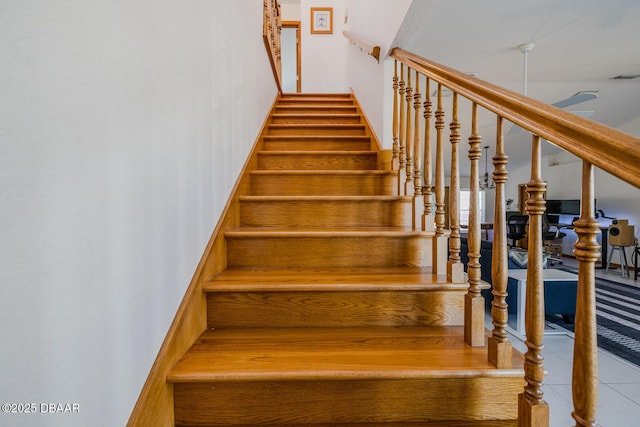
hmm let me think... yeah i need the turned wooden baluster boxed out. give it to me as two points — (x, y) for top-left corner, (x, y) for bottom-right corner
(422, 77), (434, 232)
(263, 0), (269, 36)
(488, 116), (513, 368)
(404, 69), (414, 196)
(391, 61), (400, 171)
(398, 65), (407, 195)
(447, 92), (464, 283)
(412, 71), (423, 229)
(519, 134), (549, 427)
(270, 1), (276, 50)
(464, 103), (484, 346)
(433, 84), (447, 275)
(572, 161), (600, 427)
(276, 3), (282, 75)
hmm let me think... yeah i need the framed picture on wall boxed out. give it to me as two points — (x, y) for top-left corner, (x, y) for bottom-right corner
(310, 7), (333, 34)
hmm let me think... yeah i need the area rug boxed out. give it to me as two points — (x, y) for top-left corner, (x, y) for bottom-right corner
(545, 268), (640, 368)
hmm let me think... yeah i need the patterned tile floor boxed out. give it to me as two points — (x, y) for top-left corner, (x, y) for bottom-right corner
(492, 256), (640, 426)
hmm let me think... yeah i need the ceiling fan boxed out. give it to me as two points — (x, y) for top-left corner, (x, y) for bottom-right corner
(509, 42), (598, 135)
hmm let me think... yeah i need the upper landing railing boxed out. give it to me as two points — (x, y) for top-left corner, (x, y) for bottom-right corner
(263, 0), (282, 92)
(389, 47), (640, 427)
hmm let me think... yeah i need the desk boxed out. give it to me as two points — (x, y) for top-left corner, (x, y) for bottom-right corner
(554, 225), (610, 268)
(481, 223), (493, 240)
(507, 269), (578, 338)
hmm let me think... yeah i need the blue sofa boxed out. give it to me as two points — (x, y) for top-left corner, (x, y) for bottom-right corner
(459, 237), (576, 322)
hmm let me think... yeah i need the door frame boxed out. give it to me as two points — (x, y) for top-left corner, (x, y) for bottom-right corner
(282, 21), (301, 93)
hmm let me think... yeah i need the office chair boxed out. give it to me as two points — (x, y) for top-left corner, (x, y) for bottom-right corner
(507, 214), (529, 247)
(542, 214), (566, 264)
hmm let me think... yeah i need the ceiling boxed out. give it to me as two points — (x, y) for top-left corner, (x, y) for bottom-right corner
(392, 0), (640, 171)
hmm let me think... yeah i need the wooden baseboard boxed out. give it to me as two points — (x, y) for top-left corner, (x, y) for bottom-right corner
(126, 92), (279, 427)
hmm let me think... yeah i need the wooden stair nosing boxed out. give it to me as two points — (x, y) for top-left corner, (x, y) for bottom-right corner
(267, 124), (366, 131)
(204, 266), (469, 291)
(224, 228), (433, 238)
(249, 169), (396, 176)
(257, 150), (377, 156)
(238, 195), (410, 201)
(167, 327), (524, 383)
(274, 105), (359, 112)
(271, 113), (362, 119)
(262, 135), (370, 142)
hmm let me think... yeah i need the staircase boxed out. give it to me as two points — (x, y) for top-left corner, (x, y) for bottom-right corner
(167, 93), (524, 426)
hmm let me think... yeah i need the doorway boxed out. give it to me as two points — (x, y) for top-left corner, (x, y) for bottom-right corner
(281, 21), (301, 93)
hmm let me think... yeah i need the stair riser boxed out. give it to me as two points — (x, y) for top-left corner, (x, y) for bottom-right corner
(263, 139), (371, 151)
(268, 125), (366, 136)
(271, 115), (362, 125)
(207, 290), (464, 328)
(274, 106), (358, 114)
(226, 235), (431, 268)
(240, 199), (411, 227)
(173, 377), (522, 425)
(257, 153), (377, 170)
(250, 174), (396, 196)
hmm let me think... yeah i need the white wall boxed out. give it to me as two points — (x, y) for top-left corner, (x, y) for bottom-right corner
(300, 0), (348, 93)
(280, 0), (301, 21)
(343, 0), (412, 144)
(0, 1), (276, 426)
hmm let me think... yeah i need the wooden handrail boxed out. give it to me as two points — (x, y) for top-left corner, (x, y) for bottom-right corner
(343, 31), (381, 63)
(389, 46), (623, 426)
(391, 48), (640, 189)
(263, 0), (282, 92)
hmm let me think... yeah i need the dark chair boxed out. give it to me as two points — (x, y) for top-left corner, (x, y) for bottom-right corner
(547, 214), (560, 224)
(542, 214), (566, 264)
(507, 214), (528, 247)
(542, 214), (566, 241)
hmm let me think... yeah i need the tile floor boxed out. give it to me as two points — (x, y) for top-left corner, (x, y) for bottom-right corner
(498, 257), (640, 426)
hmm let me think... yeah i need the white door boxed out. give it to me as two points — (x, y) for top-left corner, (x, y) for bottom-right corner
(281, 24), (300, 93)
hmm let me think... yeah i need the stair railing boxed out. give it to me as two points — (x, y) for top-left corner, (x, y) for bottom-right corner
(390, 47), (640, 427)
(343, 31), (381, 63)
(263, 0), (282, 92)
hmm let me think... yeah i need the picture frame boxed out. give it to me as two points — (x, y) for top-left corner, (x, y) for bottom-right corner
(310, 7), (333, 34)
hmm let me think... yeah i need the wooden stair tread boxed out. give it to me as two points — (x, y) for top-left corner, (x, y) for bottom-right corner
(250, 169), (395, 175)
(271, 113), (362, 119)
(274, 104), (358, 110)
(225, 227), (432, 237)
(268, 123), (365, 129)
(262, 135), (369, 140)
(258, 150), (376, 155)
(205, 267), (469, 291)
(177, 422), (518, 427)
(168, 326), (524, 382)
(239, 195), (409, 201)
